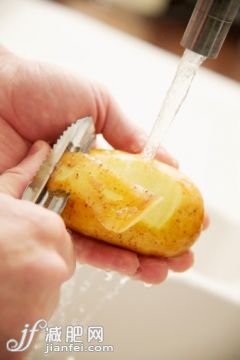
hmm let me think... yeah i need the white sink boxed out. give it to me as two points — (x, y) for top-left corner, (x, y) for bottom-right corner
(0, 1), (239, 359)
(193, 208), (240, 291)
(28, 206), (240, 360)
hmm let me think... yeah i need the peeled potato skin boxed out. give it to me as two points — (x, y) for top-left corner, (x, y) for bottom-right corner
(48, 150), (204, 257)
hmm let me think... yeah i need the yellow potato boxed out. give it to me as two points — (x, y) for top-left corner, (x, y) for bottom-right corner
(47, 149), (204, 257)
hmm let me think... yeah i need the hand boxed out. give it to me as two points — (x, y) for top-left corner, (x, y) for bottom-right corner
(0, 46), (207, 285)
(0, 193), (75, 358)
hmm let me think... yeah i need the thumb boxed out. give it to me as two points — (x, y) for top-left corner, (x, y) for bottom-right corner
(0, 140), (50, 198)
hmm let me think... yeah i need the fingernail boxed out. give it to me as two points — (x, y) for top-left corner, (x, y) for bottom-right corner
(171, 158), (179, 169)
(129, 134), (147, 153)
(156, 147), (179, 168)
(28, 141), (50, 156)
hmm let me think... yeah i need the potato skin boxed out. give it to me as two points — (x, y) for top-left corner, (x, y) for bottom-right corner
(48, 150), (204, 257)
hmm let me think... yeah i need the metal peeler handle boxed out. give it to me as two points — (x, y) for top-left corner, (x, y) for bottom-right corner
(22, 117), (95, 214)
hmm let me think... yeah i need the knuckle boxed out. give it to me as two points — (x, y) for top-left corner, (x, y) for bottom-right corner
(25, 216), (44, 239)
(23, 252), (70, 286)
(47, 254), (71, 283)
(26, 208), (67, 241)
(45, 211), (66, 238)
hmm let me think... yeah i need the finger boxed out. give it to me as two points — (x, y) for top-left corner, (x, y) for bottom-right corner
(203, 213), (210, 230)
(60, 231), (76, 280)
(167, 251), (194, 273)
(73, 233), (169, 284)
(95, 85), (178, 168)
(0, 140), (50, 198)
(72, 232), (140, 276)
(133, 256), (169, 284)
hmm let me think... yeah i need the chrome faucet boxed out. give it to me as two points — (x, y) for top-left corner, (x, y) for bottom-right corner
(181, 0), (240, 58)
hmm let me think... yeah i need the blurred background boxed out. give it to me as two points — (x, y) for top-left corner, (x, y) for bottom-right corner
(53, 0), (240, 81)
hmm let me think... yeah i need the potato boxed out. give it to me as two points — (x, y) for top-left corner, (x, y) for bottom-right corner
(47, 149), (204, 257)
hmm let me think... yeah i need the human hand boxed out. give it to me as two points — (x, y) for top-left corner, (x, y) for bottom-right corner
(0, 46), (207, 285)
(0, 169), (75, 358)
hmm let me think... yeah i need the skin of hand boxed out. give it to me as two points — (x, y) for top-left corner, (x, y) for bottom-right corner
(0, 46), (208, 356)
(0, 193), (75, 359)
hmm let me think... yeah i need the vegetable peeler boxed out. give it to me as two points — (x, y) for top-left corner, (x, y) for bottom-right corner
(22, 117), (96, 214)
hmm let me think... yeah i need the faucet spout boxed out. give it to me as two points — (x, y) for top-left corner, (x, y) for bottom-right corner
(181, 0), (240, 58)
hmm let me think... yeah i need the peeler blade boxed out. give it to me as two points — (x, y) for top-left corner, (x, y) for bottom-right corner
(22, 116), (95, 213)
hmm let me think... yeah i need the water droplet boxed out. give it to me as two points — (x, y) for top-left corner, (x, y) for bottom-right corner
(104, 272), (114, 281)
(120, 276), (130, 285)
(143, 282), (153, 288)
